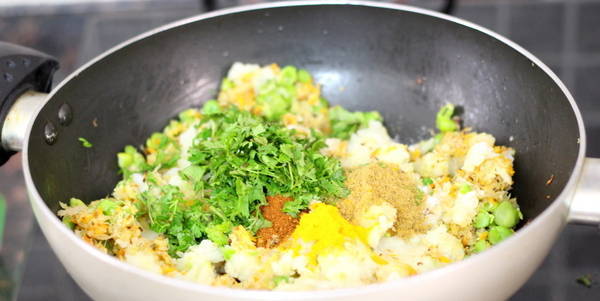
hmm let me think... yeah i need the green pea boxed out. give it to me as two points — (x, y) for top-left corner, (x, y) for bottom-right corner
(473, 211), (493, 228)
(62, 216), (75, 229)
(422, 177), (434, 186)
(488, 226), (514, 245)
(273, 275), (291, 286)
(459, 184), (472, 194)
(259, 80), (276, 94)
(276, 83), (296, 101)
(493, 201), (520, 228)
(436, 104), (458, 132)
(259, 93), (289, 120)
(69, 198), (85, 207)
(298, 69), (312, 83)
(221, 246), (235, 261)
(202, 100), (221, 115)
(178, 108), (200, 123)
(319, 97), (329, 107)
(117, 152), (133, 169)
(98, 199), (118, 216)
(472, 239), (490, 253)
(280, 66), (298, 85)
(180, 165), (206, 183)
(220, 78), (234, 91)
(481, 201), (497, 212)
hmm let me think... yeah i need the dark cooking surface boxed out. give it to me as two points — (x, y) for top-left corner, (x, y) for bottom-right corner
(0, 1), (598, 300)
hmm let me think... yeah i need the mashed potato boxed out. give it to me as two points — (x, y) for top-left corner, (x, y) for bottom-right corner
(59, 63), (521, 291)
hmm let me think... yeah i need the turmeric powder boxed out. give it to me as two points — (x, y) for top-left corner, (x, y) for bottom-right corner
(289, 203), (369, 265)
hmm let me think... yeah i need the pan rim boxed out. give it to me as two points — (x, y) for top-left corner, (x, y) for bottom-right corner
(22, 0), (587, 299)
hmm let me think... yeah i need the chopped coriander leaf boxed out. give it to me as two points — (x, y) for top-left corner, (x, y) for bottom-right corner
(78, 137), (93, 148)
(188, 107), (348, 219)
(202, 100), (221, 115)
(140, 183), (215, 256)
(329, 106), (382, 139)
(422, 177), (433, 186)
(459, 184), (472, 194)
(273, 275), (291, 286)
(221, 246), (235, 260)
(97, 199), (120, 216)
(297, 69), (312, 83)
(138, 107), (348, 255)
(145, 133), (180, 169)
(205, 221), (233, 246)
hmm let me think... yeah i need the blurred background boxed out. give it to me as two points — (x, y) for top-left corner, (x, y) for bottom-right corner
(0, 0), (599, 300)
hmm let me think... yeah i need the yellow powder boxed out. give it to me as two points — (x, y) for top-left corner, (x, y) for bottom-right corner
(290, 203), (369, 264)
(339, 163), (428, 238)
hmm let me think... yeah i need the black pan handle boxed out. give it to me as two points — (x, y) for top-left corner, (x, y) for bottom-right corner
(0, 42), (59, 165)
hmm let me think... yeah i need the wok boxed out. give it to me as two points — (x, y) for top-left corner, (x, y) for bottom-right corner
(0, 1), (598, 300)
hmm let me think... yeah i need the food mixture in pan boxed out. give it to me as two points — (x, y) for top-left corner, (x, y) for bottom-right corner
(59, 63), (522, 290)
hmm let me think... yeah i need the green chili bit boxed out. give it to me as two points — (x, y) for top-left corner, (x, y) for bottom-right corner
(436, 104), (459, 132)
(576, 275), (593, 288)
(78, 137), (93, 148)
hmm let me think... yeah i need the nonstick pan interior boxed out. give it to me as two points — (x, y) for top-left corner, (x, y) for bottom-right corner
(26, 4), (580, 224)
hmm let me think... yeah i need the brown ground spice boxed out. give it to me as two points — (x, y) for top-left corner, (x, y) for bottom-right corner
(256, 195), (299, 248)
(339, 163), (429, 238)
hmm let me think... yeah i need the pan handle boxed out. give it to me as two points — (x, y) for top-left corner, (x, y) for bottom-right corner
(568, 157), (600, 225)
(0, 42), (58, 165)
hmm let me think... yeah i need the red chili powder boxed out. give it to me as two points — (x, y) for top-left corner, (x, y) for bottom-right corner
(256, 195), (299, 248)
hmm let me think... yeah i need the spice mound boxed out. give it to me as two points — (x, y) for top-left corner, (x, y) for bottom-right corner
(256, 195), (299, 248)
(339, 162), (428, 238)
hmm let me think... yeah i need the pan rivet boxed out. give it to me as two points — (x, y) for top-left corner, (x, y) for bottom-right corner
(44, 122), (58, 145)
(58, 103), (73, 126)
(3, 73), (13, 82)
(6, 60), (15, 68)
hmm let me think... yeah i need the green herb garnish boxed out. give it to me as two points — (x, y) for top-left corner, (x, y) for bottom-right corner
(139, 105), (348, 256)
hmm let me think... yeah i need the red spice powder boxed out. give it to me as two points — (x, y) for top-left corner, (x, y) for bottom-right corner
(256, 195), (299, 248)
